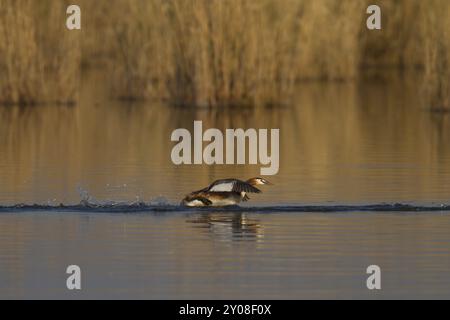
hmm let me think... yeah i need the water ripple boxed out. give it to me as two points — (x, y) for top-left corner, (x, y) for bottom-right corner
(1, 202), (450, 213)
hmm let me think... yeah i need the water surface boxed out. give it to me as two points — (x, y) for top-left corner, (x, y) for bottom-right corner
(1, 209), (450, 299)
(1, 73), (450, 299)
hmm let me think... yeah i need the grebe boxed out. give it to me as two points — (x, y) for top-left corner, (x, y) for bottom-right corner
(181, 177), (272, 207)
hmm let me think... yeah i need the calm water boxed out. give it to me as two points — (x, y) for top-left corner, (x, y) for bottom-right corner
(1, 72), (450, 299)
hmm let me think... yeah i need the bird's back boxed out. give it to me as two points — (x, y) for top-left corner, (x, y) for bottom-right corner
(206, 178), (261, 193)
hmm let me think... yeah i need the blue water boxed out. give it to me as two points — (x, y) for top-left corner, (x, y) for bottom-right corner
(2, 78), (450, 299)
(1, 207), (450, 299)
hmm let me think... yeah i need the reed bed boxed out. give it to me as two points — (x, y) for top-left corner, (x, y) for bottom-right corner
(423, 0), (450, 110)
(102, 0), (365, 107)
(0, 0), (449, 109)
(108, 0), (171, 100)
(165, 0), (301, 107)
(0, 0), (81, 105)
(360, 0), (425, 69)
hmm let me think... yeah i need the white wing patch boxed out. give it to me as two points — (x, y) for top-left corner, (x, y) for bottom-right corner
(185, 200), (207, 207)
(209, 181), (235, 192)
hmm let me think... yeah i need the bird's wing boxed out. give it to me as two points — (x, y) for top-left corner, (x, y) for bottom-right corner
(208, 179), (261, 193)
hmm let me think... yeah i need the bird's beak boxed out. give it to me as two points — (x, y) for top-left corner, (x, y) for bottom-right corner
(264, 180), (274, 185)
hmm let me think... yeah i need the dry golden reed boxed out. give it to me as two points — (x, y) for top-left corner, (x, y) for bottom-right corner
(0, 0), (81, 105)
(103, 0), (365, 107)
(423, 0), (450, 110)
(0, 0), (449, 109)
(164, 0), (301, 107)
(360, 0), (425, 69)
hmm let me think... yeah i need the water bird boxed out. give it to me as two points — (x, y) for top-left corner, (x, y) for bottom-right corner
(181, 177), (272, 207)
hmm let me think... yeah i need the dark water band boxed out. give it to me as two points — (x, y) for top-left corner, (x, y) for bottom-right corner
(1, 202), (450, 213)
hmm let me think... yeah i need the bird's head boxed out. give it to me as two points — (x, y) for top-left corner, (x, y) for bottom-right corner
(247, 177), (273, 186)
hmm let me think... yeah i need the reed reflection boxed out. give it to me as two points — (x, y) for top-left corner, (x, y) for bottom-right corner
(2, 73), (450, 205)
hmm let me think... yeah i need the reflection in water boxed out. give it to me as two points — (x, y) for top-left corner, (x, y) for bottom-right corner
(187, 212), (264, 242)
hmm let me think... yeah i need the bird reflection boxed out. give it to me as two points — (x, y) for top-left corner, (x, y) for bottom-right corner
(186, 212), (264, 242)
